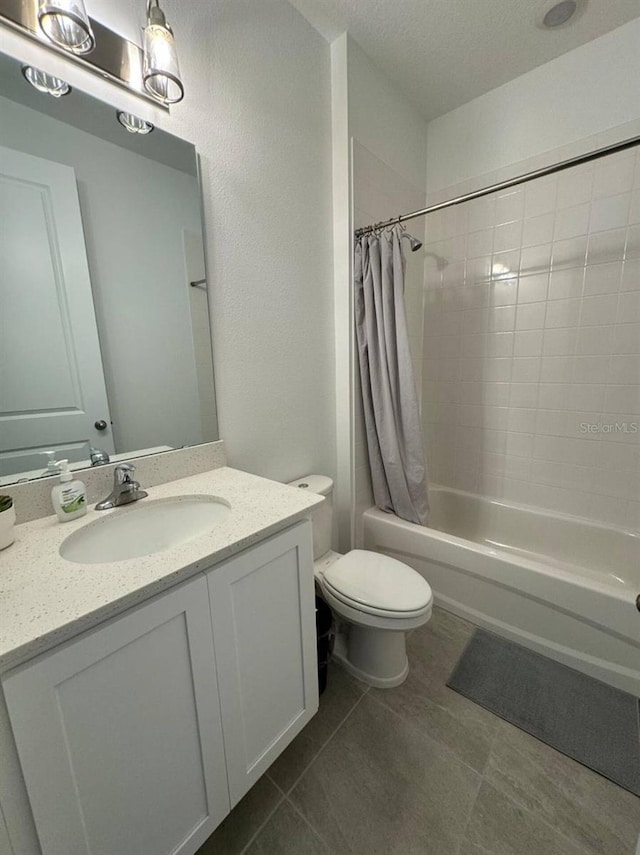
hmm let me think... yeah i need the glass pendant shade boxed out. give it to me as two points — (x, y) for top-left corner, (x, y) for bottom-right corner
(143, 22), (184, 104)
(38, 0), (95, 54)
(22, 65), (71, 97)
(117, 111), (154, 135)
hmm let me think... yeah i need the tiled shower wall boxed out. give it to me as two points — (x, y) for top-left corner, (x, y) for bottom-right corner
(421, 147), (640, 531)
(353, 141), (426, 544)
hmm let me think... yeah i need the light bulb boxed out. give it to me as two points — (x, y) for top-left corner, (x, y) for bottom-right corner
(22, 65), (71, 97)
(117, 111), (154, 134)
(142, 3), (184, 105)
(37, 0), (95, 54)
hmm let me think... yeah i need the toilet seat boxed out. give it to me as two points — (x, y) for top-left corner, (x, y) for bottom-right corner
(322, 578), (431, 620)
(322, 549), (432, 618)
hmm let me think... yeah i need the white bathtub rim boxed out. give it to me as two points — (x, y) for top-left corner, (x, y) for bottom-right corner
(380, 539), (639, 651)
(364, 506), (638, 602)
(428, 483), (640, 540)
(363, 508), (640, 647)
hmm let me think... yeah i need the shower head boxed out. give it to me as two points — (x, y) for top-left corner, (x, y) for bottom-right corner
(402, 232), (423, 252)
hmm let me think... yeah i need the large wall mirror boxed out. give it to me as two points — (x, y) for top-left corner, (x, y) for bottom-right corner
(0, 51), (218, 486)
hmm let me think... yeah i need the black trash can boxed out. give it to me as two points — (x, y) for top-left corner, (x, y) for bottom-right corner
(315, 596), (333, 695)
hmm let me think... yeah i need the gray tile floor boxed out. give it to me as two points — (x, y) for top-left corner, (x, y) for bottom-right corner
(197, 607), (640, 855)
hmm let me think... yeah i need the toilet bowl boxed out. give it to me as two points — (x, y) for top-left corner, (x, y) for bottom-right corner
(288, 476), (433, 688)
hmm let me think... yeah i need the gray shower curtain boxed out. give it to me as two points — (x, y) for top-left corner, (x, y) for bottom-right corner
(354, 226), (430, 526)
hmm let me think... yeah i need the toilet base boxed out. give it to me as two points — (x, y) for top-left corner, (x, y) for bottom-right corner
(332, 625), (409, 689)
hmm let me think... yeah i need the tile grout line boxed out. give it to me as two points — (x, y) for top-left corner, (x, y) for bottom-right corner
(236, 789), (286, 855)
(277, 680), (371, 797)
(246, 677), (372, 853)
(364, 688), (485, 780)
(285, 795), (336, 853)
(454, 767), (485, 854)
(478, 777), (613, 855)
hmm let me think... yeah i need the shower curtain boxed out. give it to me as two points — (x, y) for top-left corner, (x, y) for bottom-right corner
(354, 226), (430, 526)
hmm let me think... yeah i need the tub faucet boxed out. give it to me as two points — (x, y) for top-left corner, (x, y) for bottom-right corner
(95, 463), (148, 510)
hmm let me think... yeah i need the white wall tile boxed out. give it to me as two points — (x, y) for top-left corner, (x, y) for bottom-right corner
(587, 227), (626, 264)
(621, 258), (640, 291)
(522, 213), (554, 247)
(554, 203), (590, 241)
(511, 357), (541, 383)
(613, 323), (640, 353)
(494, 221), (523, 252)
(626, 224), (640, 258)
(583, 261), (623, 296)
(579, 294), (619, 326)
(593, 154), (635, 198)
(544, 298), (581, 329)
(495, 189), (524, 225)
(551, 236), (587, 269)
(516, 302), (546, 330)
(524, 178), (557, 218)
(520, 243), (552, 276)
(467, 228), (493, 258)
(575, 325), (614, 355)
(514, 330), (544, 357)
(556, 169), (593, 209)
(589, 194), (631, 233)
(517, 273), (548, 304)
(420, 148), (640, 529)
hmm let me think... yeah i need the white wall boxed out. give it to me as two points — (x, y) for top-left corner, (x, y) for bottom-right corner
(164, 0), (336, 483)
(347, 38), (428, 189)
(340, 37), (428, 546)
(427, 18), (640, 193)
(1, 0), (336, 485)
(0, 94), (204, 454)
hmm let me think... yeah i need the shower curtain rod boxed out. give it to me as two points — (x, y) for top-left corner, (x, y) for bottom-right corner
(354, 133), (640, 239)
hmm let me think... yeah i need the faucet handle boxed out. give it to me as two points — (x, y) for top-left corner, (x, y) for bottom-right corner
(114, 462), (136, 484)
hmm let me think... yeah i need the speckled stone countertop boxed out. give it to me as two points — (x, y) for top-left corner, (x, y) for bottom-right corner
(0, 467), (323, 672)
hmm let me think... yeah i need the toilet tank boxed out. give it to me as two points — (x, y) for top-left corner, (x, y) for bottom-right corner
(287, 475), (333, 560)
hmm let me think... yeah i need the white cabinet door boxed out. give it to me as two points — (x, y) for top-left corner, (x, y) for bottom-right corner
(2, 576), (230, 855)
(208, 521), (319, 805)
(0, 146), (114, 478)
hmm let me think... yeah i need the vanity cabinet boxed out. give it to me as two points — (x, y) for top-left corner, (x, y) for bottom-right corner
(1, 521), (317, 855)
(208, 521), (318, 805)
(2, 574), (230, 855)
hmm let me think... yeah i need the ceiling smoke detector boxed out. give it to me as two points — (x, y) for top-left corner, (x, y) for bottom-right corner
(537, 0), (585, 29)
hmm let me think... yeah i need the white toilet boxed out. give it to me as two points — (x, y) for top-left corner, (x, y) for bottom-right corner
(289, 475), (433, 688)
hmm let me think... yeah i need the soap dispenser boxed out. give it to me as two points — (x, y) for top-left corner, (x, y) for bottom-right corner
(41, 451), (62, 478)
(51, 460), (87, 522)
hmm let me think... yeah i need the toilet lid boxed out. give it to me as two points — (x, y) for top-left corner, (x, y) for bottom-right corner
(323, 550), (432, 613)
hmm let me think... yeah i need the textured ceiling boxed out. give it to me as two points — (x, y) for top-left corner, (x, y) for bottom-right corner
(288, 0), (640, 120)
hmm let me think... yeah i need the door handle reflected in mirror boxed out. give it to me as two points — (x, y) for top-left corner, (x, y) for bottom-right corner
(94, 420), (108, 431)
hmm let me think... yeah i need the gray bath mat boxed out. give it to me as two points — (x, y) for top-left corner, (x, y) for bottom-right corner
(447, 629), (640, 796)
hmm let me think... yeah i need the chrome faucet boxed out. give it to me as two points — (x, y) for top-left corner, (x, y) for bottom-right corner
(90, 446), (110, 466)
(95, 463), (148, 510)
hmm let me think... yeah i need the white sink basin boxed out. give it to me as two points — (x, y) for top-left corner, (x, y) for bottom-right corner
(60, 495), (231, 564)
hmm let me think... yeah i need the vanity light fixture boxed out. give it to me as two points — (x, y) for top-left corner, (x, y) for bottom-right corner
(22, 65), (71, 97)
(37, 0), (95, 54)
(142, 0), (184, 104)
(117, 111), (154, 134)
(0, 0), (172, 108)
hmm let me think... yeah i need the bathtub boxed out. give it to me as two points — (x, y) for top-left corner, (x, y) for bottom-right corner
(362, 487), (640, 696)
